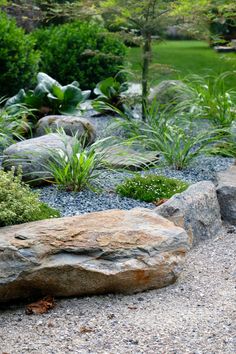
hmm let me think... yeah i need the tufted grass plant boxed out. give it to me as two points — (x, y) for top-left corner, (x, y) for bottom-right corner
(116, 174), (188, 203)
(174, 73), (236, 128)
(0, 98), (34, 149)
(105, 102), (226, 170)
(0, 168), (60, 227)
(45, 132), (111, 192)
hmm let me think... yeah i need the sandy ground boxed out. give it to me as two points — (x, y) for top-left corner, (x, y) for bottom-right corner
(0, 226), (235, 354)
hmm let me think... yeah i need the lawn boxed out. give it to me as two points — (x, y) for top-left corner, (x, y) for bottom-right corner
(127, 40), (236, 89)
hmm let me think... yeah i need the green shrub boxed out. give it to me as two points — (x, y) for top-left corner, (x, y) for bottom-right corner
(32, 21), (126, 90)
(0, 168), (60, 227)
(0, 11), (40, 97)
(116, 174), (188, 203)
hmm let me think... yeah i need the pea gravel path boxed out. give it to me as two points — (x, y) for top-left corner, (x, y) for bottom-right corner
(0, 225), (235, 354)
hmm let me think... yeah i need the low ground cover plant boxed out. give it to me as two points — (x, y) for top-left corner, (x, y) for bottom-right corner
(0, 168), (60, 227)
(116, 174), (188, 203)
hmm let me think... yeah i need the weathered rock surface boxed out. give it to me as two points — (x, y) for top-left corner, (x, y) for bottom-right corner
(0, 208), (190, 302)
(2, 133), (75, 184)
(35, 115), (96, 145)
(216, 165), (236, 225)
(156, 181), (223, 246)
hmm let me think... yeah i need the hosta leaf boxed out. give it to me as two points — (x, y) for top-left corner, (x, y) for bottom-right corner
(5, 89), (26, 107)
(51, 84), (64, 101)
(37, 72), (58, 90)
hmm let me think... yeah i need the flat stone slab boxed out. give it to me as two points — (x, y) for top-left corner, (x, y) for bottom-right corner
(217, 165), (236, 225)
(0, 208), (190, 302)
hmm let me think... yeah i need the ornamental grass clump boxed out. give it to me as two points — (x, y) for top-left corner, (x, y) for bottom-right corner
(0, 168), (60, 227)
(116, 174), (188, 203)
(46, 135), (109, 192)
(175, 73), (236, 128)
(106, 101), (226, 170)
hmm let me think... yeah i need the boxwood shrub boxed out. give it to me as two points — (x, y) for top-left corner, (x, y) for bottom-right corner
(32, 21), (127, 90)
(116, 174), (188, 203)
(0, 168), (60, 227)
(0, 11), (40, 97)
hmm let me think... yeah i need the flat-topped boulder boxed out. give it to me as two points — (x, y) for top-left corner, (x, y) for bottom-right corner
(156, 181), (223, 246)
(216, 165), (236, 225)
(35, 115), (96, 145)
(101, 145), (159, 170)
(2, 133), (76, 184)
(0, 208), (190, 302)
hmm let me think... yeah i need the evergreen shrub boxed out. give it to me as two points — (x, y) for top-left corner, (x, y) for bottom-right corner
(0, 168), (60, 227)
(0, 12), (39, 97)
(32, 21), (126, 90)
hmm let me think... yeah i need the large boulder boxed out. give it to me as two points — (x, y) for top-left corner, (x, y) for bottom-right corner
(35, 115), (96, 145)
(156, 181), (223, 246)
(0, 208), (190, 302)
(216, 165), (236, 225)
(148, 80), (188, 106)
(2, 133), (75, 184)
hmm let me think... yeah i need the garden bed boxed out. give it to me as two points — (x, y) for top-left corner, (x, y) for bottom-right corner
(37, 155), (234, 217)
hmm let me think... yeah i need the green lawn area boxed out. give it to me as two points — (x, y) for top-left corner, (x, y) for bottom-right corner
(127, 40), (236, 89)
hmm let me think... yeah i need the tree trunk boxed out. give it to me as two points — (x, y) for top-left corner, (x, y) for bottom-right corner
(142, 34), (152, 121)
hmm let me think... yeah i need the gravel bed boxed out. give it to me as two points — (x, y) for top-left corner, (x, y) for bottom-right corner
(38, 155), (234, 217)
(38, 187), (153, 217)
(0, 226), (235, 354)
(149, 155), (234, 184)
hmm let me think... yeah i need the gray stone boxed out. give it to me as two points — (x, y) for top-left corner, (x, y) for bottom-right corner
(35, 115), (96, 145)
(148, 80), (188, 106)
(216, 165), (236, 225)
(2, 133), (76, 184)
(156, 181), (223, 246)
(0, 208), (190, 302)
(100, 145), (159, 170)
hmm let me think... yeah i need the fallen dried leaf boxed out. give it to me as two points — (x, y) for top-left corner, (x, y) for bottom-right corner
(153, 198), (169, 206)
(47, 320), (54, 327)
(80, 326), (94, 333)
(107, 313), (115, 319)
(25, 296), (55, 315)
(128, 306), (138, 310)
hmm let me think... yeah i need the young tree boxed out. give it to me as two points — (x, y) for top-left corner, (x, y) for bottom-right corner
(100, 0), (175, 120)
